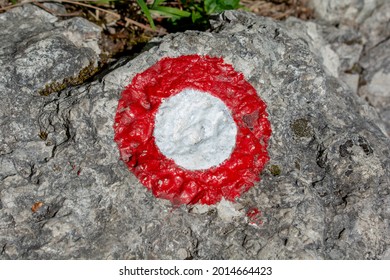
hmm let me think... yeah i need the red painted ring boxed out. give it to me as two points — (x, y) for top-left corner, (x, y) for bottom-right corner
(114, 55), (271, 205)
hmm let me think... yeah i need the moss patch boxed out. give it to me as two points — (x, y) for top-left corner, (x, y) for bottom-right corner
(269, 164), (281, 176)
(290, 118), (313, 138)
(38, 62), (100, 96)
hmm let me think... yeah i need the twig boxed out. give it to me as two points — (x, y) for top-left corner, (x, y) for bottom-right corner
(273, 10), (294, 20)
(32, 1), (81, 17)
(0, 0), (115, 11)
(0, 2), (23, 11)
(0, 0), (166, 34)
(57, 0), (163, 33)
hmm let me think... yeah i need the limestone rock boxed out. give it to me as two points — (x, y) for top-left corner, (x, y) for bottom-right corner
(308, 0), (390, 51)
(359, 39), (390, 136)
(309, 0), (384, 26)
(305, 1), (390, 135)
(360, 2), (390, 50)
(0, 4), (102, 95)
(284, 18), (364, 94)
(0, 8), (389, 260)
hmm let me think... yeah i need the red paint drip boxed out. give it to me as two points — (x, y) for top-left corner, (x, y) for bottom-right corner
(247, 208), (263, 226)
(114, 55), (271, 205)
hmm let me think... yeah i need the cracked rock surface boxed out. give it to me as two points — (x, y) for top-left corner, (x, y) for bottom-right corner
(0, 4), (101, 95)
(309, 0), (390, 136)
(0, 7), (389, 259)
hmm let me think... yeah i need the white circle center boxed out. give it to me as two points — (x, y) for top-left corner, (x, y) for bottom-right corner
(154, 88), (237, 170)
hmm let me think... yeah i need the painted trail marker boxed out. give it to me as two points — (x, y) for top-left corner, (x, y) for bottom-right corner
(154, 88), (237, 171)
(114, 55), (271, 205)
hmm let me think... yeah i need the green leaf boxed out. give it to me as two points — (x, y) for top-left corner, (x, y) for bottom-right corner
(136, 0), (156, 29)
(191, 10), (203, 23)
(151, 6), (191, 18)
(204, 0), (240, 14)
(151, 0), (167, 9)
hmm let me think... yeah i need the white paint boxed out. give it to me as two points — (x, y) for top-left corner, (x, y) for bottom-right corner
(154, 88), (237, 170)
(217, 199), (244, 222)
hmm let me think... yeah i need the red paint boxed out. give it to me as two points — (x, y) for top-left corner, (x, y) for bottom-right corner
(247, 208), (263, 225)
(114, 55), (271, 205)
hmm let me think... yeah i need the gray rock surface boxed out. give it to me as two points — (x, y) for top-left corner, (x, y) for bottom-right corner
(284, 19), (364, 95)
(360, 1), (390, 50)
(309, 0), (390, 136)
(357, 1), (390, 136)
(309, 0), (385, 26)
(0, 4), (102, 95)
(359, 39), (390, 135)
(309, 0), (390, 56)
(0, 7), (389, 260)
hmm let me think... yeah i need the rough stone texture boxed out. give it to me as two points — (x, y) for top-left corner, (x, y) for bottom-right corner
(0, 7), (389, 260)
(284, 19), (364, 95)
(309, 0), (390, 136)
(360, 1), (390, 50)
(359, 39), (390, 135)
(358, 1), (390, 136)
(0, 4), (102, 95)
(309, 0), (385, 26)
(309, 0), (390, 52)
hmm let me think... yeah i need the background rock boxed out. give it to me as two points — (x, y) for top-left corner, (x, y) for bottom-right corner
(0, 4), (102, 95)
(0, 7), (389, 260)
(359, 39), (390, 136)
(357, 1), (390, 136)
(309, 0), (390, 49)
(308, 0), (390, 136)
(360, 1), (390, 50)
(284, 18), (364, 95)
(308, 0), (384, 26)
